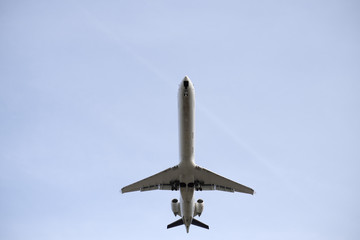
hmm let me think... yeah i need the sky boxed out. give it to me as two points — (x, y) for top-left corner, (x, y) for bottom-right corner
(1, 0), (360, 239)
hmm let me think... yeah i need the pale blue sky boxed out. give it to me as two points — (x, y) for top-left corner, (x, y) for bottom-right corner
(1, 1), (359, 239)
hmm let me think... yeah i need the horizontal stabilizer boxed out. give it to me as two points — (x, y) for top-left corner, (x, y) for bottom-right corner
(167, 219), (184, 229)
(191, 218), (209, 229)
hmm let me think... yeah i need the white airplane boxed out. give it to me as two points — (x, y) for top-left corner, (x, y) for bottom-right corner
(121, 76), (254, 233)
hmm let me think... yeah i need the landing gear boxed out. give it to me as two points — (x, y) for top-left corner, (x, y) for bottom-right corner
(194, 180), (203, 191)
(171, 180), (180, 191)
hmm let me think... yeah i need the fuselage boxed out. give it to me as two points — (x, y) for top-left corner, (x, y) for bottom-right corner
(178, 76), (196, 232)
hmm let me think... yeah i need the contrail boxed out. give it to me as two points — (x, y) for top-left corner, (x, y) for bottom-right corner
(197, 101), (313, 205)
(78, 6), (173, 88)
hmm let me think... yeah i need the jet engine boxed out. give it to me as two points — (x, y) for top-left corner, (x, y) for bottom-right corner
(194, 199), (204, 217)
(171, 199), (181, 216)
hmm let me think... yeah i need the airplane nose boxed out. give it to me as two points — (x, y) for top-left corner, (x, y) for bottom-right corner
(184, 80), (189, 89)
(183, 76), (191, 89)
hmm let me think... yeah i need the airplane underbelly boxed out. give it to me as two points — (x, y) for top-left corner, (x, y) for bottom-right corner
(180, 189), (194, 220)
(178, 90), (195, 164)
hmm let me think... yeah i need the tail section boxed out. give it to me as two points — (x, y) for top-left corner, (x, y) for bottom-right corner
(191, 218), (209, 229)
(167, 218), (209, 232)
(167, 219), (184, 229)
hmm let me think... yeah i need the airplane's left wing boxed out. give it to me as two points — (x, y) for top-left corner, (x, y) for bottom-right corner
(193, 165), (255, 195)
(121, 165), (180, 193)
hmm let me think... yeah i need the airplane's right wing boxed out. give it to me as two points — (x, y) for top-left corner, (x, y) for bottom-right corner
(121, 165), (180, 193)
(193, 165), (255, 195)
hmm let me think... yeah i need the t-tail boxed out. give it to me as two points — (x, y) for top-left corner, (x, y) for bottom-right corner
(167, 218), (209, 233)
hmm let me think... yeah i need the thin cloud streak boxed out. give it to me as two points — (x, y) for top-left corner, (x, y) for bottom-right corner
(197, 100), (312, 205)
(78, 5), (174, 88)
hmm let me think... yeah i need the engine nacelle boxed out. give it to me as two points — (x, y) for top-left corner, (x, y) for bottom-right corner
(194, 199), (204, 217)
(171, 199), (181, 216)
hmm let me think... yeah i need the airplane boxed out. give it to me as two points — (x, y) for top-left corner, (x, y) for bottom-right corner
(121, 76), (254, 233)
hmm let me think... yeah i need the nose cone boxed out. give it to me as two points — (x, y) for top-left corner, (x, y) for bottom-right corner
(182, 76), (192, 89)
(183, 75), (191, 82)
